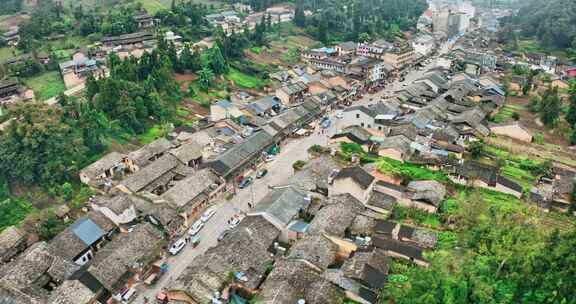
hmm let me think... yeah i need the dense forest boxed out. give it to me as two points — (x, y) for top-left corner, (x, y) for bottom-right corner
(512, 0), (576, 50)
(226, 0), (427, 43)
(381, 190), (576, 304)
(298, 0), (427, 43)
(0, 0), (22, 15)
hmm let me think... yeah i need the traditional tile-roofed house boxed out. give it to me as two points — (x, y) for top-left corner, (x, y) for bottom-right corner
(332, 166), (376, 203)
(287, 234), (338, 269)
(330, 126), (373, 151)
(87, 223), (164, 295)
(258, 259), (342, 304)
(128, 137), (173, 169)
(350, 214), (376, 236)
(373, 237), (429, 267)
(287, 155), (341, 195)
(397, 225), (437, 249)
(144, 203), (184, 238)
(373, 135), (413, 162)
(373, 220), (399, 238)
(405, 180), (446, 213)
(210, 99), (244, 122)
(48, 211), (115, 266)
(341, 249), (389, 290)
(119, 154), (193, 194)
(101, 31), (155, 47)
(366, 189), (397, 214)
(90, 194), (140, 226)
(451, 107), (490, 140)
(160, 168), (225, 218)
(172, 216), (279, 302)
(168, 140), (203, 167)
(0, 78), (21, 99)
(48, 279), (96, 304)
(202, 130), (275, 180)
(275, 81), (308, 105)
(307, 194), (364, 237)
(0, 226), (27, 264)
(247, 187), (310, 242)
(0, 242), (80, 303)
(79, 152), (135, 186)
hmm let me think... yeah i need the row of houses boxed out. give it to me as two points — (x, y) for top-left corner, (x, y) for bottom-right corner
(0, 196), (169, 304)
(161, 154), (446, 303)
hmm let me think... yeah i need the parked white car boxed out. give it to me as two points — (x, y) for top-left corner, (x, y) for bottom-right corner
(200, 208), (216, 223)
(168, 238), (186, 255)
(265, 155), (275, 162)
(335, 111), (343, 119)
(188, 220), (204, 236)
(229, 217), (241, 228)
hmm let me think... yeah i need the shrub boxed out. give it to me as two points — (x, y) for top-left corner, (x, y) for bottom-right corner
(293, 160), (307, 171)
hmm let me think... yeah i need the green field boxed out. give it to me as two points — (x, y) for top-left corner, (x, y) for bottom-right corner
(137, 124), (166, 144)
(0, 198), (33, 231)
(23, 71), (66, 101)
(224, 68), (268, 89)
(0, 47), (14, 61)
(377, 157), (450, 183)
(492, 104), (523, 123)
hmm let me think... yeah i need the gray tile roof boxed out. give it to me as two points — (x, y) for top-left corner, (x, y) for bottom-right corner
(161, 168), (219, 208)
(335, 166), (375, 190)
(48, 211), (115, 262)
(288, 234), (337, 269)
(80, 152), (126, 179)
(128, 138), (173, 167)
(249, 187), (309, 228)
(48, 279), (95, 304)
(168, 140), (203, 164)
(87, 223), (164, 291)
(406, 180), (446, 206)
(307, 194), (364, 237)
(121, 154), (181, 192)
(204, 130), (274, 178)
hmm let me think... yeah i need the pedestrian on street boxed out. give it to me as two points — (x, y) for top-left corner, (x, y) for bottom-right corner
(248, 202), (252, 208)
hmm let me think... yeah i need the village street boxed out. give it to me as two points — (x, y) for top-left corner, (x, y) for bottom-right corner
(133, 122), (336, 303)
(133, 41), (455, 303)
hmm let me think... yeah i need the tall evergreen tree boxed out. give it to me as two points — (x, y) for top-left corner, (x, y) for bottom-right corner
(293, 0), (306, 27)
(209, 44), (228, 75)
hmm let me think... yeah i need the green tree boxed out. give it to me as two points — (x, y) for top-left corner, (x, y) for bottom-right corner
(209, 44), (228, 75)
(0, 103), (87, 186)
(198, 67), (214, 91)
(293, 0), (306, 27)
(566, 81), (576, 125)
(468, 141), (484, 159)
(539, 86), (562, 127)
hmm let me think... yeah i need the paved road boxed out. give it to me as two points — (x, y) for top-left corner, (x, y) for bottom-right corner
(132, 40), (455, 303)
(134, 125), (334, 303)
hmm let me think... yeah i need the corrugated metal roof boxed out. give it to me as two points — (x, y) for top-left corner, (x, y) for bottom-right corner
(71, 218), (105, 246)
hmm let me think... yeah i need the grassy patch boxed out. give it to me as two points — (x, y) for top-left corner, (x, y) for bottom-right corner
(250, 47), (262, 54)
(0, 198), (34, 231)
(23, 71), (66, 101)
(137, 124), (165, 144)
(0, 47), (14, 61)
(176, 106), (190, 117)
(377, 157), (449, 183)
(224, 68), (268, 89)
(137, 0), (167, 14)
(492, 104), (523, 123)
(392, 205), (442, 229)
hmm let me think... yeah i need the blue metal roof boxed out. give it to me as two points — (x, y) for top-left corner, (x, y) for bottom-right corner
(71, 218), (105, 246)
(288, 220), (309, 233)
